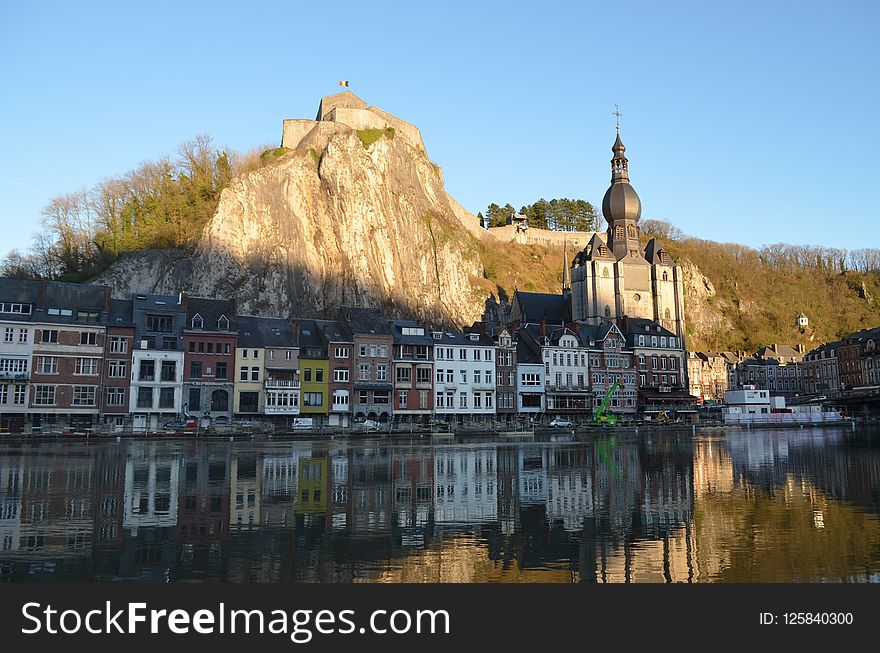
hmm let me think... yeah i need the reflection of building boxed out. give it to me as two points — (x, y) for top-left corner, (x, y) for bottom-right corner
(392, 446), (434, 535)
(350, 445), (392, 535)
(261, 450), (305, 528)
(123, 443), (179, 533)
(0, 454), (22, 553)
(434, 447), (497, 523)
(518, 446), (547, 507)
(177, 448), (230, 543)
(296, 450), (328, 517)
(546, 447), (593, 532)
(230, 453), (260, 530)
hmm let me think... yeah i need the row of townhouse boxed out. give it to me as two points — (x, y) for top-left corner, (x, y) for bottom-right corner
(802, 327), (880, 396)
(1, 280), (696, 433)
(688, 329), (880, 402)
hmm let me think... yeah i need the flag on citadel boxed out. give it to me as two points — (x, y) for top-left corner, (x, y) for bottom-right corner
(338, 80), (349, 87)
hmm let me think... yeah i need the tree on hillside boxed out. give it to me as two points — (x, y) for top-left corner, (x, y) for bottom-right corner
(477, 212), (485, 228)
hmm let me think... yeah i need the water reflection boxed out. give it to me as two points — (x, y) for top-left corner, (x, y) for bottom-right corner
(0, 427), (878, 583)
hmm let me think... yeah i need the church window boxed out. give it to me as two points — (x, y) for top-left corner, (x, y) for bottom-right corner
(615, 225), (624, 240)
(662, 270), (669, 281)
(665, 308), (671, 319)
(602, 267), (609, 278)
(627, 224), (636, 238)
(633, 293), (640, 302)
(604, 305), (611, 318)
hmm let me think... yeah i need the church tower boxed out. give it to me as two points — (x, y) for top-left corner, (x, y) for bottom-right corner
(603, 133), (644, 260)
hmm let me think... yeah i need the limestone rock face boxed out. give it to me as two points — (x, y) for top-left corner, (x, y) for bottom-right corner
(680, 260), (732, 346)
(95, 124), (484, 325)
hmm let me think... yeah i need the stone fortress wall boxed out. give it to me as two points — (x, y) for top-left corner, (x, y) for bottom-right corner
(282, 91), (426, 153)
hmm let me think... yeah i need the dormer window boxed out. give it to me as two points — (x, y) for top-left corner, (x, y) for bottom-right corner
(432, 332), (442, 340)
(218, 315), (229, 330)
(469, 333), (479, 341)
(192, 314), (203, 329)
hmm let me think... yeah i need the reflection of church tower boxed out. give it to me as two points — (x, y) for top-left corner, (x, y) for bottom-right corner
(603, 133), (643, 260)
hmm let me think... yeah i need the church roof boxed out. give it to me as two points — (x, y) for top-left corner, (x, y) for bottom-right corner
(513, 290), (567, 323)
(578, 232), (615, 262)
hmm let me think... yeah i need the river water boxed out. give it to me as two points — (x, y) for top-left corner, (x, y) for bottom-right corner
(1, 426), (878, 583)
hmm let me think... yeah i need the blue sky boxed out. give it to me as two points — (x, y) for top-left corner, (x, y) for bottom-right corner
(1, 0), (877, 258)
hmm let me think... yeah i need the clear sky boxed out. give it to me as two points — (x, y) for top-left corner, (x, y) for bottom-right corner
(1, 0), (877, 259)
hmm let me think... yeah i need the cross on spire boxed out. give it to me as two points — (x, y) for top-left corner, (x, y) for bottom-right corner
(613, 104), (622, 132)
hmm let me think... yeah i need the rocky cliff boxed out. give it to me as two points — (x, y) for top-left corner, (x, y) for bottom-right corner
(96, 119), (485, 325)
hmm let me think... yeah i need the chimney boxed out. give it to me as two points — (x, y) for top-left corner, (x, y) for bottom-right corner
(103, 287), (111, 315)
(540, 319), (546, 338)
(36, 280), (47, 311)
(291, 321), (301, 345)
(178, 291), (189, 313)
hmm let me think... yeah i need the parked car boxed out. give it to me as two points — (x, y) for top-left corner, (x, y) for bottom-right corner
(549, 417), (573, 428)
(362, 419), (381, 432)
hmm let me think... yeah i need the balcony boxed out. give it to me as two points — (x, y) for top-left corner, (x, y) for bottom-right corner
(264, 405), (300, 415)
(265, 379), (300, 389)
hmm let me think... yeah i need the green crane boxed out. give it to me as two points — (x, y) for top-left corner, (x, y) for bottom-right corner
(592, 382), (620, 426)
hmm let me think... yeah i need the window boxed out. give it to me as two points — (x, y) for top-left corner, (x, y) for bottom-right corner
(373, 391), (389, 405)
(474, 349), (482, 361)
(334, 368), (349, 382)
(521, 373), (541, 386)
(0, 302), (31, 315)
(18, 328), (27, 344)
(0, 385), (6, 404)
(435, 392), (444, 408)
(396, 366), (411, 384)
(107, 359), (126, 378)
(136, 387), (153, 408)
(3, 328), (11, 343)
(37, 356), (58, 375)
(416, 367), (431, 384)
(239, 367), (248, 381)
(486, 393), (493, 408)
(369, 345), (377, 357)
(359, 390), (368, 404)
(242, 350), (248, 359)
(420, 390), (428, 407)
(189, 388), (201, 411)
(379, 345), (388, 358)
(333, 391), (349, 407)
(215, 362), (227, 379)
(473, 370), (480, 384)
(359, 345), (367, 356)
(158, 388), (175, 409)
(303, 392), (323, 407)
(190, 361), (203, 379)
(13, 385), (26, 405)
(459, 392), (467, 408)
(77, 310), (100, 323)
(106, 388), (125, 407)
(191, 315), (204, 329)
(315, 368), (324, 383)
(109, 336), (128, 353)
(218, 316), (229, 330)
(335, 347), (349, 359)
(34, 385), (56, 406)
(459, 349), (466, 360)
(146, 315), (173, 333)
(250, 367), (259, 382)
(73, 386), (96, 406)
(651, 336), (658, 347)
(72, 358), (97, 376)
(436, 368), (443, 384)
(399, 390), (408, 408)
(160, 360), (176, 382)
(139, 359), (155, 382)
(162, 337), (177, 351)
(473, 392), (482, 409)
(358, 364), (369, 381)
(604, 305), (611, 317)
(239, 392), (259, 413)
(41, 330), (58, 344)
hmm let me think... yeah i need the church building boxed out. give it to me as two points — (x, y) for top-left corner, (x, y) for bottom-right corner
(569, 132), (686, 341)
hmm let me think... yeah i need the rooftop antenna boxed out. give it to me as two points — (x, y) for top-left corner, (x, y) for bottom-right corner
(613, 104), (622, 132)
